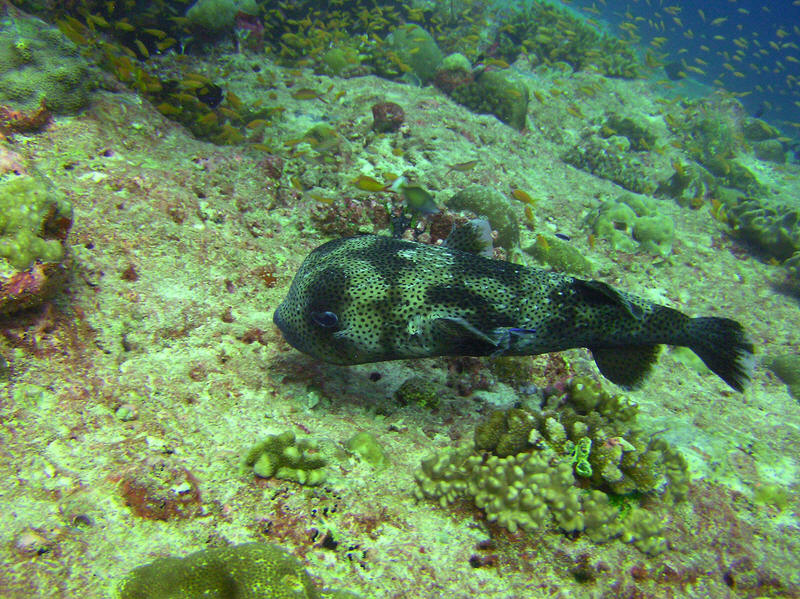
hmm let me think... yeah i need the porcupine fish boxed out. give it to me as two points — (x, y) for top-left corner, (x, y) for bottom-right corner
(273, 220), (754, 391)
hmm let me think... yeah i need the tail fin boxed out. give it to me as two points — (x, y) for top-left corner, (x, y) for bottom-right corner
(685, 317), (755, 392)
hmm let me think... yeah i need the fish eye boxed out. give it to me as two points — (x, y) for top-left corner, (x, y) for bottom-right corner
(311, 310), (339, 329)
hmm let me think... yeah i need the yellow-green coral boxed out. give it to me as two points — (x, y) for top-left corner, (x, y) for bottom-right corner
(243, 431), (327, 486)
(394, 376), (441, 409)
(0, 172), (72, 272)
(468, 376), (688, 496)
(588, 194), (675, 257)
(118, 542), (359, 599)
(346, 432), (388, 469)
(414, 442), (668, 554)
(0, 16), (92, 113)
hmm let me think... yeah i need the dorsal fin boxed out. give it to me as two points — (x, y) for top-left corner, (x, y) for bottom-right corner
(444, 218), (494, 257)
(574, 279), (645, 320)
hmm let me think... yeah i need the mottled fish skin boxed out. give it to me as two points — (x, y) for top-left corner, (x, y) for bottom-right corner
(273, 234), (754, 391)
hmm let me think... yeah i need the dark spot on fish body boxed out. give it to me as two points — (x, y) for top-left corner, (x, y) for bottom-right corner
(348, 237), (418, 284)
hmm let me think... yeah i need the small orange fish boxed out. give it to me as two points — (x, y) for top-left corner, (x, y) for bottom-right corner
(511, 189), (535, 205)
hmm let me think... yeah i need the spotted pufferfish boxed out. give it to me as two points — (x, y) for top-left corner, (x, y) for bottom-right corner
(273, 220), (754, 391)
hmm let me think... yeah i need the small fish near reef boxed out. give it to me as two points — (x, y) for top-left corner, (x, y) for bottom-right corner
(274, 221), (754, 391)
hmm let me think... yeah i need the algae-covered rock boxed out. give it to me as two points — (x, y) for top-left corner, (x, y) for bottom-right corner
(764, 353), (800, 400)
(394, 376), (441, 409)
(346, 431), (388, 469)
(186, 0), (257, 32)
(753, 139), (785, 164)
(0, 14), (93, 113)
(563, 136), (654, 194)
(0, 155), (73, 315)
(588, 194), (674, 256)
(524, 234), (593, 275)
(451, 70), (528, 130)
(742, 118), (780, 141)
(381, 24), (442, 83)
(446, 185), (520, 249)
(728, 198), (800, 261)
(655, 160), (717, 208)
(243, 431), (327, 486)
(602, 114), (656, 152)
(118, 542), (358, 599)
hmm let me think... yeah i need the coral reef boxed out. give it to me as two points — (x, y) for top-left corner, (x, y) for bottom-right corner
(0, 13), (92, 113)
(185, 0), (258, 34)
(0, 148), (72, 315)
(563, 135), (654, 194)
(661, 98), (766, 196)
(118, 542), (359, 599)
(415, 377), (688, 554)
(243, 431), (327, 486)
(0, 99), (50, 139)
(450, 70), (529, 130)
(588, 194), (675, 256)
(415, 443), (667, 554)
(655, 159), (717, 209)
(494, 1), (639, 78)
(524, 234), (593, 275)
(727, 198), (799, 261)
(446, 185), (520, 249)
(601, 114), (656, 152)
(378, 24), (442, 83)
(752, 139), (785, 164)
(346, 432), (388, 469)
(741, 117), (780, 142)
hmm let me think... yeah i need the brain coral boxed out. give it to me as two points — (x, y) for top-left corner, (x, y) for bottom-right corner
(0, 13), (94, 113)
(118, 542), (361, 599)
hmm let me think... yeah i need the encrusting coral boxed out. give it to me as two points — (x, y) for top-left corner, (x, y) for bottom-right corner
(118, 542), (361, 599)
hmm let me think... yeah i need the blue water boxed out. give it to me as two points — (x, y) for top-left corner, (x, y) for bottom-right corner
(564, 0), (800, 135)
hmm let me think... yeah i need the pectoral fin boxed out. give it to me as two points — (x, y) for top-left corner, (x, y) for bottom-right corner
(590, 345), (661, 389)
(433, 317), (511, 353)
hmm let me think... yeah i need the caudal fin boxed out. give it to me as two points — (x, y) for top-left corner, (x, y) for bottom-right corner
(685, 317), (755, 392)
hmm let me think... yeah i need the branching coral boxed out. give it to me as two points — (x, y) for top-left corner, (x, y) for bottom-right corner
(415, 376), (687, 554)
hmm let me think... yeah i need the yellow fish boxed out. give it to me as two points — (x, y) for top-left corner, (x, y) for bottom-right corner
(350, 174), (387, 192)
